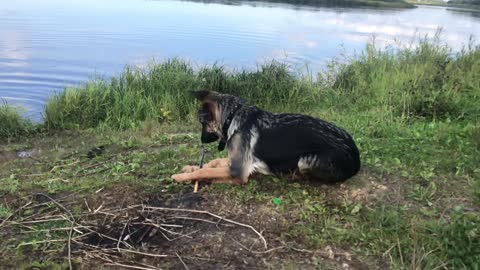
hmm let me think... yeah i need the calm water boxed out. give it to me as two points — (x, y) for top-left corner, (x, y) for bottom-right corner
(1, 0), (479, 120)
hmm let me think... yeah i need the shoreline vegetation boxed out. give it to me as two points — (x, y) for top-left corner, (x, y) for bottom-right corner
(407, 0), (480, 9)
(1, 39), (479, 269)
(188, 0), (417, 8)
(3, 38), (478, 135)
(189, 0), (480, 10)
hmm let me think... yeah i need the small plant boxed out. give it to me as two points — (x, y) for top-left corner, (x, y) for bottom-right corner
(0, 204), (12, 219)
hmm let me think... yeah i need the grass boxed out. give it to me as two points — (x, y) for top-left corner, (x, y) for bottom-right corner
(43, 60), (317, 130)
(0, 101), (36, 139)
(406, 0), (449, 6)
(1, 38), (479, 269)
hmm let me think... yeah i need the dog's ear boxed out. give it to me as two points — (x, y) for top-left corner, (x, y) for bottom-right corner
(191, 90), (217, 102)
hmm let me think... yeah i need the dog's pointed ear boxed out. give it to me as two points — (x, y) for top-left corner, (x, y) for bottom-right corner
(191, 90), (217, 101)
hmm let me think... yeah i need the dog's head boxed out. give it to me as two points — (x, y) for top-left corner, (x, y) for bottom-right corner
(192, 90), (244, 144)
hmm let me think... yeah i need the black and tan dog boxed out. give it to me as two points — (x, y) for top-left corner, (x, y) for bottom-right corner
(171, 90), (360, 185)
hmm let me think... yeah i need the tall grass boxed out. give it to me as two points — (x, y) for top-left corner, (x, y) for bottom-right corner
(0, 101), (35, 139)
(322, 39), (480, 121)
(44, 59), (317, 130)
(44, 39), (479, 131)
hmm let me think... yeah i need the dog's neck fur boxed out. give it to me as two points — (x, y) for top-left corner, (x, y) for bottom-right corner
(216, 99), (243, 151)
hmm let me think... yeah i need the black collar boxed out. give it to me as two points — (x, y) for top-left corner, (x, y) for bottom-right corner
(217, 104), (242, 151)
(222, 103), (242, 139)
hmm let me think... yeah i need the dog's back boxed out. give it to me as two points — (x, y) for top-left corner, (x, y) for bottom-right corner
(235, 106), (360, 183)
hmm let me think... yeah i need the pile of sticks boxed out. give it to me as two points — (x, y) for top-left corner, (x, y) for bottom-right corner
(0, 193), (267, 270)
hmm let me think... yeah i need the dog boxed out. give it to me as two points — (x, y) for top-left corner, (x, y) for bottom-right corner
(171, 90), (360, 185)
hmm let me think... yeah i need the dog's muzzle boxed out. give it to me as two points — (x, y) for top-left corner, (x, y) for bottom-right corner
(201, 130), (219, 144)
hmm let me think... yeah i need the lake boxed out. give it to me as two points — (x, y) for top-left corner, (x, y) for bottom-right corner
(1, 0), (479, 121)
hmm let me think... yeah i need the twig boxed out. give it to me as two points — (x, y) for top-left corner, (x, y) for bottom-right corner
(194, 144), (206, 193)
(168, 230), (199, 241)
(117, 222), (128, 252)
(23, 192), (79, 210)
(146, 222), (194, 239)
(84, 199), (92, 212)
(18, 217), (67, 224)
(102, 262), (157, 270)
(193, 181), (199, 193)
(17, 239), (68, 246)
(76, 167), (109, 177)
(22, 173), (47, 177)
(75, 241), (212, 261)
(231, 238), (283, 254)
(93, 201), (104, 214)
(74, 158), (114, 176)
(167, 216), (232, 226)
(92, 253), (159, 270)
(19, 226), (89, 234)
(141, 218), (183, 228)
(50, 159), (81, 172)
(118, 248), (169, 258)
(176, 252), (189, 270)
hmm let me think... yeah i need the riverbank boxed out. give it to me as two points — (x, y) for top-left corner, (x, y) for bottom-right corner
(1, 40), (479, 269)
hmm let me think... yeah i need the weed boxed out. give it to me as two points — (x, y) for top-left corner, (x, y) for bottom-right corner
(0, 204), (11, 218)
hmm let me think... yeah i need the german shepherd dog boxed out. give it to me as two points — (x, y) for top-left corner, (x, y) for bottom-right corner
(171, 90), (360, 185)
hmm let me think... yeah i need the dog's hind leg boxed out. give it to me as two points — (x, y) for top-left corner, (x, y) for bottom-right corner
(297, 154), (338, 183)
(298, 153), (354, 183)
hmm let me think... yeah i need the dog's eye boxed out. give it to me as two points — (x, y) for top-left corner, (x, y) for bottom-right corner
(198, 111), (211, 124)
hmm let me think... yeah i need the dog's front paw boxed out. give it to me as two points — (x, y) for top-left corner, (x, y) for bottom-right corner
(181, 165), (200, 173)
(172, 173), (187, 182)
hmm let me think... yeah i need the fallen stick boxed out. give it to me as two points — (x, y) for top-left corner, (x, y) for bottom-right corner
(176, 252), (189, 270)
(194, 144), (206, 193)
(194, 181), (199, 193)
